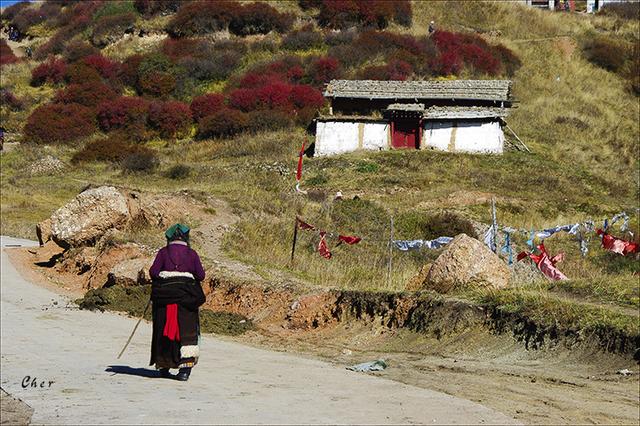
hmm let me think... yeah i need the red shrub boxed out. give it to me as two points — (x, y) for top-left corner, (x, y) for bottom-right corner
(393, 0), (412, 27)
(167, 1), (240, 37)
(83, 54), (121, 80)
(246, 109), (293, 132)
(120, 54), (144, 87)
(63, 40), (100, 63)
(287, 65), (305, 82)
(358, 64), (388, 80)
(65, 62), (103, 84)
(317, 0), (411, 29)
(24, 103), (96, 145)
(386, 59), (413, 80)
(289, 84), (324, 109)
(72, 134), (154, 164)
(54, 82), (118, 108)
(460, 44), (500, 75)
(160, 37), (203, 60)
(228, 88), (260, 112)
(229, 2), (294, 36)
(357, 0), (395, 29)
(197, 108), (249, 139)
(431, 30), (504, 76)
(493, 44), (521, 77)
(0, 39), (18, 66)
(91, 12), (137, 48)
(298, 0), (323, 10)
(31, 58), (67, 86)
(148, 101), (192, 138)
(134, 0), (181, 16)
(431, 50), (463, 76)
(12, 8), (47, 34)
(318, 0), (360, 29)
(139, 71), (176, 98)
(190, 93), (225, 122)
(33, 31), (69, 60)
(1, 89), (23, 110)
(309, 56), (341, 85)
(256, 82), (293, 110)
(97, 96), (150, 132)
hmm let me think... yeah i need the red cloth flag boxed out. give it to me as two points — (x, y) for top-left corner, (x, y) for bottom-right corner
(596, 229), (638, 256)
(338, 235), (361, 245)
(297, 218), (316, 231)
(318, 232), (332, 259)
(163, 303), (180, 341)
(296, 139), (305, 182)
(517, 244), (567, 281)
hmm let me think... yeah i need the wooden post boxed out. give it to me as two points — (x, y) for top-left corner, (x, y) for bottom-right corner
(387, 216), (394, 288)
(290, 218), (299, 263)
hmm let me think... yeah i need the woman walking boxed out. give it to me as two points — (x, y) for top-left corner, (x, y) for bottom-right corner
(149, 223), (206, 381)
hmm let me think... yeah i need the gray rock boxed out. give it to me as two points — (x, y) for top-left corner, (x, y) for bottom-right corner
(36, 218), (52, 246)
(50, 186), (130, 248)
(27, 155), (64, 176)
(106, 257), (152, 287)
(426, 233), (510, 293)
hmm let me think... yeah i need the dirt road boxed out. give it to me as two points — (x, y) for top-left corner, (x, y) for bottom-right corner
(0, 236), (516, 425)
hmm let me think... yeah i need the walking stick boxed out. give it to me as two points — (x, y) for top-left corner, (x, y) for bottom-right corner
(117, 298), (151, 359)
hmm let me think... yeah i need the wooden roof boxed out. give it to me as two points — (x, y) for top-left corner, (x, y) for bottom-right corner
(324, 79), (512, 102)
(423, 106), (509, 119)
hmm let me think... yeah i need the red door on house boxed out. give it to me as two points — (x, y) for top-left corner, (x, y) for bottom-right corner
(392, 119), (420, 149)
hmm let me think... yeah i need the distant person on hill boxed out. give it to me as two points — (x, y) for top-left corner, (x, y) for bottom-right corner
(25, 46), (32, 59)
(149, 224), (206, 382)
(428, 21), (436, 34)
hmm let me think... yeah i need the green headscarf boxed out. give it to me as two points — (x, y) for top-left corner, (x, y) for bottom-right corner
(165, 223), (190, 241)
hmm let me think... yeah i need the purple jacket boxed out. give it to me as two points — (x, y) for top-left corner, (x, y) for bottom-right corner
(149, 242), (206, 282)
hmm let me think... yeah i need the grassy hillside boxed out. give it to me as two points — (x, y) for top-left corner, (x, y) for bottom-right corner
(1, 1), (638, 343)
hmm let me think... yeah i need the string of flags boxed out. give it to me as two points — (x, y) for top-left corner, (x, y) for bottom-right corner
(294, 217), (361, 260)
(517, 244), (567, 281)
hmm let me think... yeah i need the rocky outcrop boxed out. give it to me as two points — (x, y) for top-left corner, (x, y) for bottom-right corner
(36, 218), (52, 246)
(50, 186), (130, 248)
(27, 155), (64, 176)
(426, 233), (510, 293)
(33, 240), (65, 264)
(106, 257), (152, 287)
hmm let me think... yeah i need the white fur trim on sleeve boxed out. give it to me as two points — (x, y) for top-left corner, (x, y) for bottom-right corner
(159, 271), (195, 279)
(180, 345), (199, 359)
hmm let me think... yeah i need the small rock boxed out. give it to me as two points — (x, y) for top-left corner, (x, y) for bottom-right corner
(617, 369), (633, 376)
(342, 349), (352, 356)
(27, 155), (65, 176)
(33, 240), (65, 264)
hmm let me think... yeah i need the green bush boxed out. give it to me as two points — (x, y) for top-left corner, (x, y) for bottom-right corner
(330, 198), (390, 237)
(395, 211), (477, 240)
(165, 164), (192, 179)
(121, 150), (159, 173)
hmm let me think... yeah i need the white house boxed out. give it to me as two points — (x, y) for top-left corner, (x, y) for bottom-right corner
(314, 79), (513, 157)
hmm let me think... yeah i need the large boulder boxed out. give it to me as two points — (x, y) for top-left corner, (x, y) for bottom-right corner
(426, 234), (510, 293)
(106, 257), (152, 287)
(36, 218), (52, 246)
(50, 186), (130, 248)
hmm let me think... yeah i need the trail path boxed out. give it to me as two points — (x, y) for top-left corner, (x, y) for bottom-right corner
(0, 236), (516, 425)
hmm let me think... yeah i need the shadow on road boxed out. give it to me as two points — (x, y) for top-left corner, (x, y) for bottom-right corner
(106, 365), (164, 378)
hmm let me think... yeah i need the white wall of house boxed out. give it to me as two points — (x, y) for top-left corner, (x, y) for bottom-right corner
(315, 121), (360, 156)
(423, 120), (504, 154)
(362, 123), (389, 151)
(423, 121), (453, 151)
(315, 119), (504, 156)
(315, 121), (389, 156)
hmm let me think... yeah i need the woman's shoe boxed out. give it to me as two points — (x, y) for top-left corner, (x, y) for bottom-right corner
(176, 368), (191, 381)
